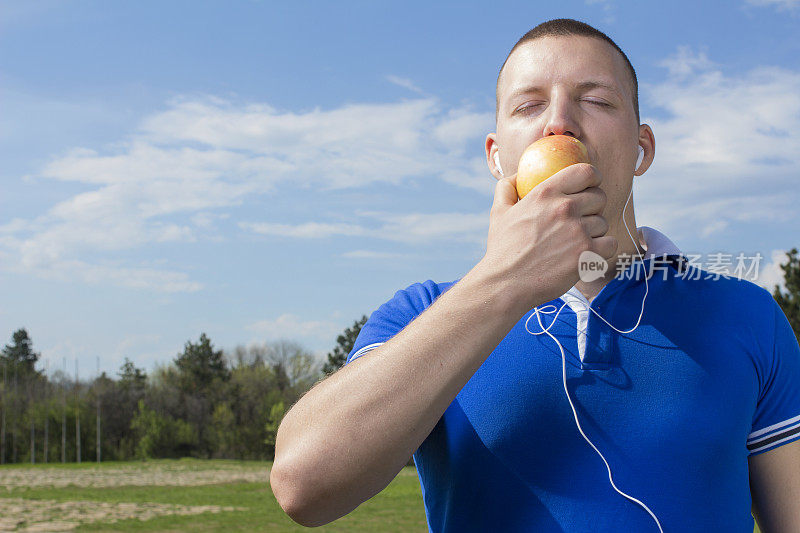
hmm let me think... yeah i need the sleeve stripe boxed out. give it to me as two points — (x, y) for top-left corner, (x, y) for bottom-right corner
(748, 419), (800, 445)
(747, 425), (800, 454)
(748, 413), (800, 440)
(347, 342), (385, 363)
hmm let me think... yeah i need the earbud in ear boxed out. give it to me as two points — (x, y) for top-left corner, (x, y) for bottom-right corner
(493, 151), (504, 177)
(635, 146), (644, 172)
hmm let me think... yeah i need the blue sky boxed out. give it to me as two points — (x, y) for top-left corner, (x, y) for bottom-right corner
(1, 0), (799, 378)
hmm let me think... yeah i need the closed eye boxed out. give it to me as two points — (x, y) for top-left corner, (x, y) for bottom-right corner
(582, 97), (611, 107)
(515, 102), (545, 115)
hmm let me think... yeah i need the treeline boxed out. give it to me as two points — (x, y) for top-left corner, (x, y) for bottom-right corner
(0, 317), (367, 464)
(1, 248), (797, 464)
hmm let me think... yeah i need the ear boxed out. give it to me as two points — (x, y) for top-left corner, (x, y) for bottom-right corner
(635, 124), (656, 176)
(485, 133), (503, 181)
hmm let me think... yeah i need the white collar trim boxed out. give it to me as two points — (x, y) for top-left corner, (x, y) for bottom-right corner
(557, 226), (680, 363)
(636, 226), (682, 260)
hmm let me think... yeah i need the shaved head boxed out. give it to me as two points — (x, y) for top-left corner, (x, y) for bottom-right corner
(496, 19), (639, 124)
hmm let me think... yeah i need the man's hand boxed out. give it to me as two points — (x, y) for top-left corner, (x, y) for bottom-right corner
(480, 164), (618, 310)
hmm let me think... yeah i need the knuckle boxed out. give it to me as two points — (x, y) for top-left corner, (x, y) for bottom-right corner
(580, 229), (593, 247)
(570, 220), (589, 243)
(533, 181), (553, 200)
(554, 198), (574, 218)
(574, 163), (594, 183)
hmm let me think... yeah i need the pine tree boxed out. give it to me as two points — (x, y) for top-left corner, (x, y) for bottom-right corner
(773, 248), (800, 343)
(174, 333), (230, 392)
(322, 315), (368, 375)
(1, 329), (40, 376)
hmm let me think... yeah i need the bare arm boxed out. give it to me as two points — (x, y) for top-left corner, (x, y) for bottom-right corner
(271, 260), (529, 526)
(270, 166), (617, 526)
(749, 439), (800, 532)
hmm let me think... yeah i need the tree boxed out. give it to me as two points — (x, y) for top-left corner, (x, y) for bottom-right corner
(1, 329), (40, 376)
(223, 346), (294, 459)
(130, 400), (196, 459)
(118, 358), (147, 392)
(209, 402), (238, 458)
(773, 248), (800, 342)
(102, 358), (148, 459)
(264, 400), (285, 459)
(173, 334), (230, 457)
(265, 340), (320, 400)
(322, 315), (368, 375)
(174, 333), (229, 392)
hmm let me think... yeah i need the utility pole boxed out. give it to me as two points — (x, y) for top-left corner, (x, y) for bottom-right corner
(75, 359), (80, 464)
(61, 358), (66, 464)
(1, 361), (6, 465)
(96, 356), (100, 463)
(44, 359), (49, 464)
(12, 367), (17, 463)
(29, 378), (34, 464)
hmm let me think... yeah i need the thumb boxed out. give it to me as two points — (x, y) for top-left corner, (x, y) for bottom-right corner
(491, 177), (518, 214)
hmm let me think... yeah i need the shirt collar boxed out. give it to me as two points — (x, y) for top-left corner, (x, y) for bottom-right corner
(561, 226), (682, 304)
(636, 226), (682, 260)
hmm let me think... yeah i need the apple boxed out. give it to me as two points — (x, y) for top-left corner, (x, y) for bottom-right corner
(515, 135), (590, 199)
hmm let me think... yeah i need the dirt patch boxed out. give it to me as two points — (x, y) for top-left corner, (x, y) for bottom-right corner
(0, 498), (244, 532)
(0, 463), (269, 490)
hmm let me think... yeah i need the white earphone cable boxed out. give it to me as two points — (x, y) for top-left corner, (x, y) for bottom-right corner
(523, 183), (664, 533)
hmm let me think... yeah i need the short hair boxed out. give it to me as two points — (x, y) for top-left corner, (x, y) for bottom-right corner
(495, 19), (639, 124)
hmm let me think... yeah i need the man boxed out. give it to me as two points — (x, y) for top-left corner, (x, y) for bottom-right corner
(271, 19), (800, 531)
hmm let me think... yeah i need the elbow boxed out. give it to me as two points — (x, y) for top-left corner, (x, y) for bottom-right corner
(270, 461), (318, 527)
(270, 457), (337, 528)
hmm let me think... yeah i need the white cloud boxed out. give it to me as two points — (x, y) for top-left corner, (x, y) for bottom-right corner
(386, 75), (425, 95)
(637, 193), (796, 239)
(0, 251), (202, 293)
(2, 95), (495, 291)
(191, 212), (229, 229)
(745, 0), (799, 11)
(637, 47), (800, 240)
(341, 250), (408, 259)
(755, 249), (789, 292)
(657, 46), (715, 79)
(241, 210), (488, 246)
(246, 313), (339, 343)
(240, 221), (368, 239)
(585, 0), (616, 23)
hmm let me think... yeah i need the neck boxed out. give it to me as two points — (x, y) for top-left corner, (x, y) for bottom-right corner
(574, 200), (643, 303)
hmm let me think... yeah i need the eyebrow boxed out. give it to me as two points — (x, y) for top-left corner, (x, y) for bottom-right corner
(505, 80), (624, 110)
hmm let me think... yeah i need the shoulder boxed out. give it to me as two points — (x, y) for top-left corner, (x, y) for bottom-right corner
(344, 278), (459, 364)
(376, 278), (459, 317)
(671, 263), (776, 313)
(664, 264), (780, 353)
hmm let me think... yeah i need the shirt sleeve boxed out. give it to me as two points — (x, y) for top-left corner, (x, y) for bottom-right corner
(343, 279), (455, 365)
(747, 297), (800, 456)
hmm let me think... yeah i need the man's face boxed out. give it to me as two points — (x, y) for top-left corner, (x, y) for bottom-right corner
(489, 35), (650, 226)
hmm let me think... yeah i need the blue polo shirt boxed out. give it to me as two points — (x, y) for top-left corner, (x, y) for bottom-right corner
(344, 228), (800, 532)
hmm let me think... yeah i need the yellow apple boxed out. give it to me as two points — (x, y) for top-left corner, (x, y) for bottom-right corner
(515, 135), (590, 199)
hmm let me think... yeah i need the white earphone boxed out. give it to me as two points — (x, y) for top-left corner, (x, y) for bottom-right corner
(635, 145), (644, 173)
(494, 151), (504, 177)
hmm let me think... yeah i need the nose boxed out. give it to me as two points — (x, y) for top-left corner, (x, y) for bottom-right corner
(541, 93), (580, 138)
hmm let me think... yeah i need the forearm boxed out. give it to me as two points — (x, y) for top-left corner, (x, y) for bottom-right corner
(270, 260), (533, 526)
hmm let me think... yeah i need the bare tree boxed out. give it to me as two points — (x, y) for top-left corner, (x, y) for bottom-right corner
(265, 340), (321, 397)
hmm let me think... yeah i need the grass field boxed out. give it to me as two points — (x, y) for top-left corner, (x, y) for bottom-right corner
(0, 459), (761, 532)
(0, 459), (427, 531)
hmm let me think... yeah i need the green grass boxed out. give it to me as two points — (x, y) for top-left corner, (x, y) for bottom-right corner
(0, 459), (427, 532)
(0, 459), (762, 532)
